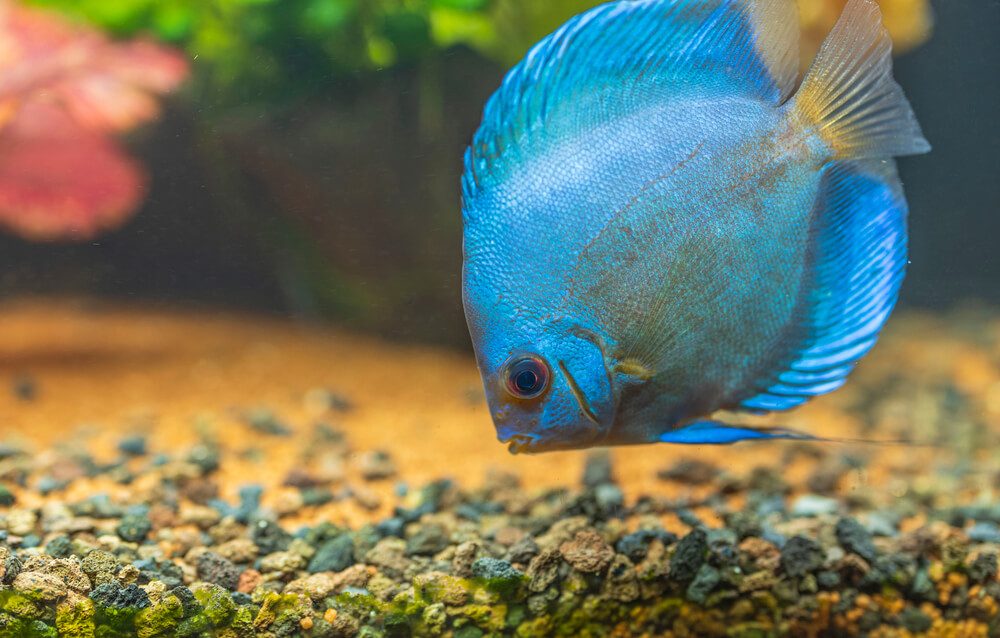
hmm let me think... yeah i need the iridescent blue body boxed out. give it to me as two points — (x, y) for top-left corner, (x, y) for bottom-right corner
(462, 0), (929, 452)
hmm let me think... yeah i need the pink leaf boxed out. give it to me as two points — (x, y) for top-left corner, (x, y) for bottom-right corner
(0, 101), (145, 241)
(0, 2), (189, 131)
(0, 1), (189, 241)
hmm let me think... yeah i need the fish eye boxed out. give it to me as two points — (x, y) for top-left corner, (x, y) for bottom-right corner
(504, 355), (550, 400)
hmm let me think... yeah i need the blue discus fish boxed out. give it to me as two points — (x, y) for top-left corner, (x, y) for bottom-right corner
(461, 0), (929, 453)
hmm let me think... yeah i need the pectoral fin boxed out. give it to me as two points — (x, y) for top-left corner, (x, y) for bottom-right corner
(658, 420), (919, 446)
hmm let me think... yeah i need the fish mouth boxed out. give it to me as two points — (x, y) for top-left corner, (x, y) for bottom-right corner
(503, 434), (538, 455)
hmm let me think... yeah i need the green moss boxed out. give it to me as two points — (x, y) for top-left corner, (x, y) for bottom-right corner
(193, 584), (236, 627)
(0, 591), (44, 620)
(56, 598), (96, 638)
(253, 592), (310, 633)
(135, 596), (183, 638)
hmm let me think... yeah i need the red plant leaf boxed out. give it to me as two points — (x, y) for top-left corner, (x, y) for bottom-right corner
(0, 101), (145, 241)
(0, 1), (189, 132)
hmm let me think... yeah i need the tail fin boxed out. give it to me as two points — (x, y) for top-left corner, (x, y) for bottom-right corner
(790, 0), (930, 160)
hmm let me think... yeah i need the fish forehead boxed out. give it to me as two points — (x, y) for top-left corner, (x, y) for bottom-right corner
(463, 93), (786, 320)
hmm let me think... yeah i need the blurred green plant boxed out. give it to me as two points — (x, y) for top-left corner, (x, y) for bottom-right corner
(21, 0), (603, 108)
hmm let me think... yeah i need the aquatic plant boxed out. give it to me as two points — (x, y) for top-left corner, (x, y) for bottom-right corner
(0, 1), (187, 241)
(21, 0), (932, 105)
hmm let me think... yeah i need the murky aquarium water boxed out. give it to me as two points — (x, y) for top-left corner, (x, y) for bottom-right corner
(0, 0), (997, 636)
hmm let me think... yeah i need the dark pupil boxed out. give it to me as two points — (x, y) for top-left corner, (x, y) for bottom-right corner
(514, 369), (539, 394)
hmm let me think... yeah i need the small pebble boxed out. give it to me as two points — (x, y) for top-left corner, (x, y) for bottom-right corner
(358, 450), (397, 481)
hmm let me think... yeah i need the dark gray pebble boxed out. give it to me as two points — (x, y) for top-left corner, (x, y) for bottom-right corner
(899, 607), (932, 633)
(45, 536), (72, 559)
(968, 552), (998, 584)
(406, 524), (450, 557)
(196, 551), (241, 591)
(90, 582), (151, 610)
(781, 535), (824, 578)
(0, 485), (16, 507)
(117, 436), (147, 457)
(506, 536), (540, 565)
(835, 517), (878, 563)
(300, 487), (335, 507)
(375, 517), (405, 539)
(669, 527), (707, 583)
(11, 376), (37, 401)
(115, 513), (152, 543)
(244, 408), (293, 436)
(250, 519), (292, 555)
(685, 564), (721, 605)
(615, 530), (676, 564)
(309, 535), (355, 574)
(472, 557), (524, 592)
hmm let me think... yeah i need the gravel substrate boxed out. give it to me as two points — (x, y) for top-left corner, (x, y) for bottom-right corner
(1, 306), (1000, 637)
(1, 425), (1000, 638)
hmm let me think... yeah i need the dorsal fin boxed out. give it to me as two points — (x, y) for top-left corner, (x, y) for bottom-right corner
(462, 0), (800, 203)
(738, 159), (908, 413)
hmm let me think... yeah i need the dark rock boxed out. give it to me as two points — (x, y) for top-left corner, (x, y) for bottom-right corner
(406, 524), (450, 557)
(657, 459), (718, 485)
(835, 517), (878, 563)
(244, 408), (292, 436)
(616, 530), (677, 564)
(375, 517), (406, 539)
(196, 551), (241, 590)
(250, 519), (292, 555)
(45, 536), (72, 559)
(582, 450), (614, 488)
(781, 536), (824, 578)
(686, 564), (721, 605)
(506, 535), (540, 565)
(21, 534), (41, 549)
(90, 582), (151, 609)
(301, 488), (335, 507)
(817, 571), (841, 589)
(0, 485), (16, 507)
(471, 558), (524, 596)
(670, 528), (707, 583)
(187, 445), (221, 474)
(726, 511), (763, 539)
(12, 376), (37, 401)
(117, 436), (147, 457)
(309, 535), (355, 573)
(862, 554), (916, 590)
(968, 552), (998, 584)
(899, 607), (932, 634)
(115, 514), (152, 543)
(677, 509), (705, 529)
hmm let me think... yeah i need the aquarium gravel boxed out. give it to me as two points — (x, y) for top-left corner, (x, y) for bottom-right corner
(1, 437), (1000, 636)
(1, 305), (1000, 637)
